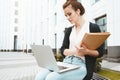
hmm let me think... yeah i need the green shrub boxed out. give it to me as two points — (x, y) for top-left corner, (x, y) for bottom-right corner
(94, 58), (103, 72)
(55, 53), (64, 62)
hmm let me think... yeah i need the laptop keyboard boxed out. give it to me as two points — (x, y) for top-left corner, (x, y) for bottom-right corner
(58, 66), (68, 70)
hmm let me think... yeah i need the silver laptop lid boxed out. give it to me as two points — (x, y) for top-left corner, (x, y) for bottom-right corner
(31, 45), (59, 72)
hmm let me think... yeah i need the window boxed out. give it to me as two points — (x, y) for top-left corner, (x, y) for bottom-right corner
(95, 15), (108, 50)
(15, 1), (19, 7)
(95, 0), (100, 2)
(15, 10), (18, 15)
(54, 13), (57, 26)
(95, 15), (107, 32)
(91, 0), (100, 5)
(78, 0), (81, 2)
(14, 35), (18, 51)
(14, 26), (18, 32)
(14, 18), (18, 23)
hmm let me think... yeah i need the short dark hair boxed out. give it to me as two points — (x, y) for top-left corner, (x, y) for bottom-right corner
(63, 0), (85, 15)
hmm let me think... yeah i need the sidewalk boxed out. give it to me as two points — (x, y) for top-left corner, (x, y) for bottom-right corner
(101, 60), (120, 72)
(0, 52), (41, 80)
(0, 52), (120, 80)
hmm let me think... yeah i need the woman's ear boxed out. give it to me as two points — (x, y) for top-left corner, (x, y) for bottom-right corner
(76, 9), (80, 15)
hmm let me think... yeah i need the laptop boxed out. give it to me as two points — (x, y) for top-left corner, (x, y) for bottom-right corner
(31, 45), (80, 73)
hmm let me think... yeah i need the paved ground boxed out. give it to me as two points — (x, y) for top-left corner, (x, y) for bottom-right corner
(101, 60), (120, 72)
(0, 52), (41, 80)
(0, 52), (120, 80)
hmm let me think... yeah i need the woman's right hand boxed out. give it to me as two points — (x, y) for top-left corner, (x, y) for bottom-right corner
(63, 49), (77, 56)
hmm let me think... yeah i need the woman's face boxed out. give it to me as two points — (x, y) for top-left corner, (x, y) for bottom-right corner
(64, 4), (80, 24)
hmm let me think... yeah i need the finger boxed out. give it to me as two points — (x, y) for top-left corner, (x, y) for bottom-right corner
(79, 42), (82, 47)
(75, 45), (80, 49)
(81, 44), (87, 49)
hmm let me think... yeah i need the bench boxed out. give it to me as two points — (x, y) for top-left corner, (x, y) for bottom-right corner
(92, 73), (110, 80)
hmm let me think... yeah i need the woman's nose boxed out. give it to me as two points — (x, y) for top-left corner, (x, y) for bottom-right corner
(67, 16), (70, 20)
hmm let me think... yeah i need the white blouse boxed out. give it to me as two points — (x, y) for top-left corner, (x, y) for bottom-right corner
(69, 21), (89, 60)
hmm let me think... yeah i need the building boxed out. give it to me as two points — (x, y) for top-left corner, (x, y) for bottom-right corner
(0, 0), (120, 61)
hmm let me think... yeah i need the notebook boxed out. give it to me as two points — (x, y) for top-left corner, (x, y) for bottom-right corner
(81, 32), (110, 50)
(31, 45), (80, 73)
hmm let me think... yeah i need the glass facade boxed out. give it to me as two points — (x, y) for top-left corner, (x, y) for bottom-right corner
(91, 0), (100, 5)
(96, 15), (107, 32)
(95, 15), (107, 50)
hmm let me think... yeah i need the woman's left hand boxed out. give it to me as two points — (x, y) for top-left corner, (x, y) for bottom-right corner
(75, 43), (99, 57)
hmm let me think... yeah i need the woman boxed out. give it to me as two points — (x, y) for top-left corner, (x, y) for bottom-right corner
(35, 0), (103, 80)
(61, 0), (104, 80)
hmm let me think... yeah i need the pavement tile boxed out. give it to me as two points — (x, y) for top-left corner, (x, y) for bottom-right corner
(101, 60), (120, 72)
